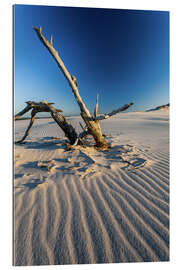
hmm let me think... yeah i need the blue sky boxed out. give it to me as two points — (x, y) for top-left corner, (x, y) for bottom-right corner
(14, 5), (169, 116)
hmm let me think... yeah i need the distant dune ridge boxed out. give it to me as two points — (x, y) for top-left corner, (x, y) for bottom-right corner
(146, 103), (169, 112)
(14, 110), (169, 266)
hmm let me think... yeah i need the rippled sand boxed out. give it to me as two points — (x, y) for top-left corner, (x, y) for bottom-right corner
(14, 110), (169, 266)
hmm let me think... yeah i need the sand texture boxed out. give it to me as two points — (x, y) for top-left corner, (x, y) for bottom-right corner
(14, 110), (169, 266)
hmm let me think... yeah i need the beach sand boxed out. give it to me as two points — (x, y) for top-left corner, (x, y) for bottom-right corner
(13, 109), (169, 266)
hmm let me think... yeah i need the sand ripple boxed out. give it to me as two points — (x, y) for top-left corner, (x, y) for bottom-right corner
(14, 149), (169, 265)
(14, 114), (169, 265)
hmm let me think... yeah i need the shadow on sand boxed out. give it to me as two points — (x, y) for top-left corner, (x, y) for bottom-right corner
(15, 136), (67, 150)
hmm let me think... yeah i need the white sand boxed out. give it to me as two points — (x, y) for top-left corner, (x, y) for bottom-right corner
(14, 109), (169, 266)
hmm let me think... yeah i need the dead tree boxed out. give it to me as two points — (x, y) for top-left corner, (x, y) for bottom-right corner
(14, 101), (78, 144)
(33, 27), (133, 149)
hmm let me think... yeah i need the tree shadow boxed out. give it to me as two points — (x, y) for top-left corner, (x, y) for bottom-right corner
(22, 181), (45, 189)
(22, 161), (38, 170)
(15, 136), (67, 150)
(14, 173), (24, 179)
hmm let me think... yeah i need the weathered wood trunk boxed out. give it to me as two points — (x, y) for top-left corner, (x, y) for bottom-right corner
(14, 101), (78, 144)
(42, 101), (78, 144)
(80, 112), (108, 148)
(33, 27), (109, 149)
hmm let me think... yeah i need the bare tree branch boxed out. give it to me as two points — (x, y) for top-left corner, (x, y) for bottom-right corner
(93, 102), (134, 121)
(14, 101), (63, 121)
(15, 100), (78, 145)
(14, 104), (32, 120)
(79, 122), (85, 131)
(94, 94), (99, 118)
(33, 27), (92, 118)
(41, 100), (78, 144)
(33, 27), (109, 149)
(16, 109), (37, 143)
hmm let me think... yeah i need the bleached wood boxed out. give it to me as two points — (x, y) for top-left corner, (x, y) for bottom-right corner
(41, 101), (78, 144)
(79, 122), (86, 131)
(33, 27), (91, 118)
(14, 101), (63, 121)
(94, 94), (99, 118)
(16, 109), (37, 143)
(33, 27), (109, 148)
(14, 104), (32, 120)
(94, 102), (134, 121)
(15, 100), (78, 145)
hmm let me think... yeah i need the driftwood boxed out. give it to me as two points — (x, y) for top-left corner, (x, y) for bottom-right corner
(14, 27), (134, 148)
(14, 101), (78, 144)
(16, 109), (36, 143)
(93, 103), (134, 121)
(14, 101), (62, 121)
(33, 27), (133, 149)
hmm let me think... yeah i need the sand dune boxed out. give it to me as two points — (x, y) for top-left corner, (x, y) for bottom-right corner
(13, 110), (169, 266)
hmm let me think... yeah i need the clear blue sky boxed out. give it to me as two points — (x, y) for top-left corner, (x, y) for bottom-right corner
(14, 5), (169, 116)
